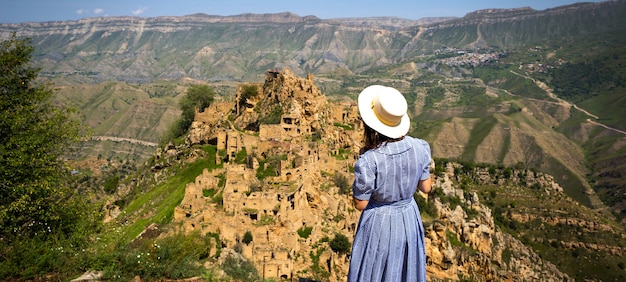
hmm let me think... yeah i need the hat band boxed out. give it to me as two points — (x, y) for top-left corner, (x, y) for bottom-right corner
(371, 102), (401, 127)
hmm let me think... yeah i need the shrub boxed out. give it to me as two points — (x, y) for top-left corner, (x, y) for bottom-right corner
(256, 215), (275, 226)
(333, 173), (351, 195)
(235, 148), (248, 164)
(98, 231), (214, 280)
(203, 188), (216, 197)
(103, 175), (120, 194)
(242, 231), (253, 245)
(329, 233), (351, 255)
(297, 226), (313, 239)
(259, 105), (283, 124)
(222, 256), (259, 282)
(414, 192), (437, 217)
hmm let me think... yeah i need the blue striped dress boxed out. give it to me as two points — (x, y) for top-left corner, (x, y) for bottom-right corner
(348, 136), (431, 282)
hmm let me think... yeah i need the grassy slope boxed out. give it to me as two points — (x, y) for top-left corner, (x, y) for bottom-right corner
(107, 145), (222, 245)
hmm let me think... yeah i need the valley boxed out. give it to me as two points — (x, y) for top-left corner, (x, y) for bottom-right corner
(1, 0), (626, 280)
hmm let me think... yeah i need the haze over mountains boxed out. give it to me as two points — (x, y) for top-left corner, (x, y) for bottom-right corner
(1, 0), (626, 280)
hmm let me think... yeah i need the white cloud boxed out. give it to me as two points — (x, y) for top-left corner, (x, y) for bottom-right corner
(94, 8), (104, 15)
(132, 6), (148, 16)
(76, 9), (86, 15)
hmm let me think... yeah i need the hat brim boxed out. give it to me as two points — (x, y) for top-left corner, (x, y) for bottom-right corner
(358, 85), (410, 139)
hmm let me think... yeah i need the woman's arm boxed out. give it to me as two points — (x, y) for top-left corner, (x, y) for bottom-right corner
(417, 177), (432, 194)
(353, 197), (369, 211)
(418, 158), (434, 194)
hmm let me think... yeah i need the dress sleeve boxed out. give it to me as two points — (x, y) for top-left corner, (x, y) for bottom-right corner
(352, 155), (375, 201)
(419, 140), (432, 181)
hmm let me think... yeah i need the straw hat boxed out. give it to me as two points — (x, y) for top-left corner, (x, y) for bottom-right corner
(357, 85), (410, 139)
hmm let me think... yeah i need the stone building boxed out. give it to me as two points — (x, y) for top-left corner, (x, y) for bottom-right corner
(174, 68), (362, 280)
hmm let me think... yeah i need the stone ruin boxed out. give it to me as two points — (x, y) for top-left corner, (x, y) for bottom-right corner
(174, 68), (362, 280)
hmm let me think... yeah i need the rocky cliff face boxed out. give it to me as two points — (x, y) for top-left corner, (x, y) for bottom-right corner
(2, 1), (624, 84)
(0, 12), (318, 37)
(163, 69), (574, 281)
(426, 0), (624, 28)
(425, 163), (569, 281)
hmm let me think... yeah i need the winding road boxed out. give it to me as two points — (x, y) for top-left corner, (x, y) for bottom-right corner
(510, 70), (625, 136)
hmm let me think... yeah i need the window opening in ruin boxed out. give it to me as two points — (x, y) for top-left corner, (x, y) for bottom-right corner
(249, 213), (258, 220)
(287, 194), (295, 209)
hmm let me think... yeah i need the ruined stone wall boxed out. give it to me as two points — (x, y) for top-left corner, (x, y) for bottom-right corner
(259, 124), (283, 140)
(216, 131), (227, 151)
(194, 101), (234, 123)
(226, 131), (240, 159)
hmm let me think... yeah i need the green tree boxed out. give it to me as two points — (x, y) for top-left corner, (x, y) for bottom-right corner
(164, 84), (215, 141)
(180, 84), (215, 125)
(0, 34), (90, 240)
(242, 230), (253, 245)
(238, 84), (258, 108)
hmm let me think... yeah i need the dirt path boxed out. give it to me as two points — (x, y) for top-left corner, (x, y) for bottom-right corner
(508, 70), (626, 136)
(92, 136), (158, 147)
(586, 119), (626, 135)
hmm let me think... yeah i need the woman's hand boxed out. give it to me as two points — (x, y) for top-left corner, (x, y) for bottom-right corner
(353, 197), (369, 211)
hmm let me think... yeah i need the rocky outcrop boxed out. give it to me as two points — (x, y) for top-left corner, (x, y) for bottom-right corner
(425, 164), (570, 281)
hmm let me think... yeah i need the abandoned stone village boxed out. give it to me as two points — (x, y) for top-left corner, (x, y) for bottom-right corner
(170, 68), (362, 280)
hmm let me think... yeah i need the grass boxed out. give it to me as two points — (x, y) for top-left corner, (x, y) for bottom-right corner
(114, 145), (222, 244)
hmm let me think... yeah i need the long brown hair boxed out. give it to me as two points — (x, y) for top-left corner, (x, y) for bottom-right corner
(360, 123), (403, 155)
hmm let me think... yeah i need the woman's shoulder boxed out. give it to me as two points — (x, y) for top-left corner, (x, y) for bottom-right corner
(405, 135), (430, 147)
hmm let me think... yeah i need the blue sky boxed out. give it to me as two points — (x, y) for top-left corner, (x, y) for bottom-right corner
(0, 0), (604, 24)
